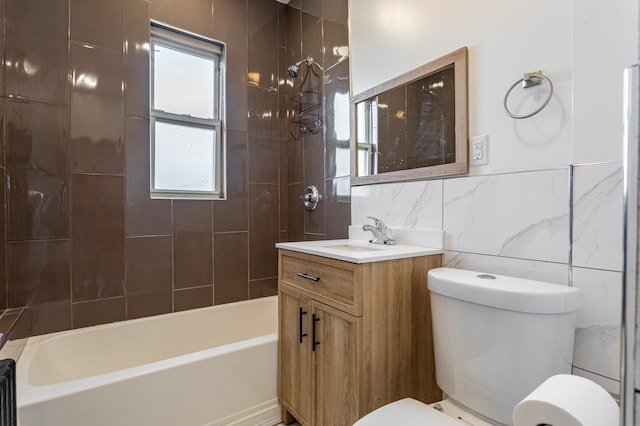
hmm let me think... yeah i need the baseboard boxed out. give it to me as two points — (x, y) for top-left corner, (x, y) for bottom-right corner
(206, 399), (281, 426)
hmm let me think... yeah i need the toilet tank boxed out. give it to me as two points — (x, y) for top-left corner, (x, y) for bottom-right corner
(428, 268), (582, 426)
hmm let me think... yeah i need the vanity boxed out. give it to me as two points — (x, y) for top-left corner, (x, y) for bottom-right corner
(276, 239), (443, 426)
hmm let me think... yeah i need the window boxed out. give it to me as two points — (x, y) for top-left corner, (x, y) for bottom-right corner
(150, 22), (225, 199)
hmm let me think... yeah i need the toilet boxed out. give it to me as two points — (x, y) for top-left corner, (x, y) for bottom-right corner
(354, 267), (583, 426)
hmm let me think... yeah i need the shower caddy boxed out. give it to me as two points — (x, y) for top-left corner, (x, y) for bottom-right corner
(290, 56), (322, 139)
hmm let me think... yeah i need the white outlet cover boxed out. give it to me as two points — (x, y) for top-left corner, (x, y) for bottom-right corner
(470, 134), (489, 166)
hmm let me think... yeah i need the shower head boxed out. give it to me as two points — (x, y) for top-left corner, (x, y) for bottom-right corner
(287, 56), (314, 78)
(287, 63), (301, 78)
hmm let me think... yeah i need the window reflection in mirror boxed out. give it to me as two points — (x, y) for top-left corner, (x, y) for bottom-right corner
(356, 65), (456, 175)
(351, 47), (468, 185)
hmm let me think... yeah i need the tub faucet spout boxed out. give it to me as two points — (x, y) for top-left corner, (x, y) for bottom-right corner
(363, 216), (395, 245)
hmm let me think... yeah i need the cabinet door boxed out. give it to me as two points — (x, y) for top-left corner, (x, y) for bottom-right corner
(279, 287), (312, 424)
(312, 301), (361, 426)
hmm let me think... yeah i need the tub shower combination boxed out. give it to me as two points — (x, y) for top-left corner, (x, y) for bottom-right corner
(15, 296), (279, 426)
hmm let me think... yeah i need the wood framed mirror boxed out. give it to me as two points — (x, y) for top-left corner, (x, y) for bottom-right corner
(350, 46), (469, 185)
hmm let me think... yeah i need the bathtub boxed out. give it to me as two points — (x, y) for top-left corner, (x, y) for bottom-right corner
(16, 296), (280, 426)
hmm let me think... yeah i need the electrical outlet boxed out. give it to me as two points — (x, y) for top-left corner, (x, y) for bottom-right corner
(470, 135), (489, 166)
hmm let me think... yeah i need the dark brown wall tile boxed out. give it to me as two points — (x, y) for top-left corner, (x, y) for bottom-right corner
(287, 183), (304, 241)
(249, 86), (278, 139)
(322, 18), (348, 71)
(249, 0), (278, 91)
(249, 184), (279, 280)
(226, 56), (249, 132)
(1, 0), (350, 337)
(70, 42), (124, 174)
(174, 285), (212, 311)
(278, 4), (287, 48)
(6, 0), (69, 104)
(212, 0), (247, 46)
(7, 100), (69, 241)
(125, 117), (172, 236)
(324, 59), (350, 179)
(213, 0), (248, 132)
(303, 131), (325, 187)
(249, 137), (280, 185)
(280, 139), (288, 231)
(8, 240), (71, 334)
(325, 176), (350, 239)
(248, 88), (279, 185)
(304, 233), (325, 241)
(125, 0), (151, 119)
(301, 12), (322, 68)
(213, 130), (248, 232)
(150, 0), (172, 22)
(302, 0), (322, 17)
(126, 236), (172, 318)
(214, 232), (248, 304)
(71, 174), (125, 301)
(278, 47), (288, 140)
(173, 201), (213, 289)
(286, 7), (301, 62)
(0, 165), (5, 309)
(0, 242), (5, 310)
(71, 0), (124, 52)
(249, 277), (277, 299)
(287, 138), (303, 184)
(323, 0), (347, 24)
(0, 6), (3, 97)
(172, 0), (213, 38)
(73, 297), (126, 328)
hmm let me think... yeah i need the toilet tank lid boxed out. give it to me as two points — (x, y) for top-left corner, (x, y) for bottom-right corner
(427, 268), (583, 314)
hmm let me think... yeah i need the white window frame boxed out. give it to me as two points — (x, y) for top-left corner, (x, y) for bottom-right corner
(150, 21), (226, 200)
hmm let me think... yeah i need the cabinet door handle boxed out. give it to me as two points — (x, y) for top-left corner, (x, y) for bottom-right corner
(312, 314), (320, 352)
(299, 307), (308, 343)
(296, 272), (320, 282)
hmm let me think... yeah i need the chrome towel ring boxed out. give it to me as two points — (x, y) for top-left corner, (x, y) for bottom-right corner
(503, 70), (553, 119)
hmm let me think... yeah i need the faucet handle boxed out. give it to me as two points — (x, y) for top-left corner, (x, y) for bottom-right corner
(366, 216), (384, 229)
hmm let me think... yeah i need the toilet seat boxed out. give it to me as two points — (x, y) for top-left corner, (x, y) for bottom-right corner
(353, 398), (464, 426)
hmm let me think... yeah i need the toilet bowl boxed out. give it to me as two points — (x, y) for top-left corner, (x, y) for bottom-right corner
(353, 267), (583, 426)
(353, 398), (494, 426)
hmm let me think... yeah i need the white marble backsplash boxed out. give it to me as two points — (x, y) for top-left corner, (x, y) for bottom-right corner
(351, 179), (443, 230)
(351, 163), (624, 393)
(571, 267), (622, 382)
(572, 162), (623, 272)
(443, 169), (570, 264)
(443, 251), (569, 285)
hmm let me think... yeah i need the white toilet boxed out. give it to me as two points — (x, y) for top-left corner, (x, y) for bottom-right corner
(354, 267), (583, 426)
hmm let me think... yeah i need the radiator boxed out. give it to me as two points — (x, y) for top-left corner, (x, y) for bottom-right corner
(0, 359), (16, 426)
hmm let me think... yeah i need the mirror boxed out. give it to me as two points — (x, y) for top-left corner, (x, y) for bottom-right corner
(350, 47), (469, 185)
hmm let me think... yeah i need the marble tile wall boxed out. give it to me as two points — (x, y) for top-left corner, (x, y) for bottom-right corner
(351, 161), (624, 395)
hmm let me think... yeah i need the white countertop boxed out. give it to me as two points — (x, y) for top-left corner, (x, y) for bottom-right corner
(276, 239), (443, 264)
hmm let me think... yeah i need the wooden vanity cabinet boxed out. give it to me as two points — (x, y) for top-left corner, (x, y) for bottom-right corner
(278, 249), (442, 426)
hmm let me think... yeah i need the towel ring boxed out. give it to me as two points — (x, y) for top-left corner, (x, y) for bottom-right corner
(503, 70), (553, 119)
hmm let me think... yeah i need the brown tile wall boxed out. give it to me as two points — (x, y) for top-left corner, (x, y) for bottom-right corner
(285, 0), (351, 242)
(0, 0), (349, 336)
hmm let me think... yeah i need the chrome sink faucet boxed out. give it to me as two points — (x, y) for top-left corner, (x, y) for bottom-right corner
(362, 216), (396, 245)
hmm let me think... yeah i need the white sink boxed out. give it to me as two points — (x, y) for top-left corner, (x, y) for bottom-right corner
(275, 239), (442, 264)
(323, 243), (388, 252)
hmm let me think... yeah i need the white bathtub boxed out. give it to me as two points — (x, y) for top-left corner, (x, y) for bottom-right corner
(16, 296), (280, 426)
